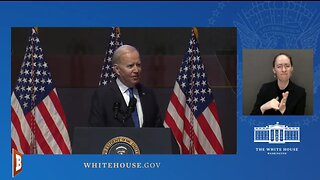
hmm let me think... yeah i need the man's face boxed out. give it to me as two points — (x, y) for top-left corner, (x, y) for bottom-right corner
(114, 50), (141, 87)
(273, 55), (293, 82)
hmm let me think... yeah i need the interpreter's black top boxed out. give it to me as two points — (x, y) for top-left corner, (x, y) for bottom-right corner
(250, 80), (306, 115)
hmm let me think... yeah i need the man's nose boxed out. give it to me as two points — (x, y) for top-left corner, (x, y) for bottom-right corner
(132, 65), (140, 72)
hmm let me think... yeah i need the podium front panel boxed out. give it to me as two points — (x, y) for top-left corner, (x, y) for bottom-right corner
(72, 127), (179, 154)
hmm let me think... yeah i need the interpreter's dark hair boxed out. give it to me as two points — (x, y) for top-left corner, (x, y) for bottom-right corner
(273, 53), (293, 67)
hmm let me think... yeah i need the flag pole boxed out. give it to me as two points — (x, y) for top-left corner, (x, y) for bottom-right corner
(188, 27), (199, 154)
(115, 27), (121, 46)
(115, 27), (120, 34)
(30, 27), (38, 154)
(192, 27), (198, 41)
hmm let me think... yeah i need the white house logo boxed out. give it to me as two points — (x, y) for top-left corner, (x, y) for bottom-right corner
(254, 122), (300, 144)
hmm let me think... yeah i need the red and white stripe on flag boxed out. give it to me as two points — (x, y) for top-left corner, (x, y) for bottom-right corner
(164, 28), (224, 154)
(11, 28), (71, 154)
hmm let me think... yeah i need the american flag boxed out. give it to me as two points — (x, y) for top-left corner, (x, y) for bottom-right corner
(164, 28), (224, 154)
(11, 28), (71, 154)
(99, 27), (123, 86)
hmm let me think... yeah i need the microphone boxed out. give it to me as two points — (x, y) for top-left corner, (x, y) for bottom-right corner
(124, 98), (137, 125)
(113, 102), (120, 120)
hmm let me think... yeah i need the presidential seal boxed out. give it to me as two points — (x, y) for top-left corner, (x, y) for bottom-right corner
(102, 136), (140, 154)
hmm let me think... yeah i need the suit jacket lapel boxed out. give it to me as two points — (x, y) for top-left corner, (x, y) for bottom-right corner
(110, 81), (127, 113)
(137, 84), (147, 127)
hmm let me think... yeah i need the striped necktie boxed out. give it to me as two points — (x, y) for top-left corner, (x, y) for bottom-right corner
(128, 88), (140, 128)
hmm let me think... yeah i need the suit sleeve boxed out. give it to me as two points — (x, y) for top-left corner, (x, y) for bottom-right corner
(150, 89), (164, 127)
(88, 89), (105, 126)
(154, 107), (164, 127)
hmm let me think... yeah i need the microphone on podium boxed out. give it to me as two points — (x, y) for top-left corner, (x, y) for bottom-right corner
(113, 102), (120, 120)
(127, 97), (137, 114)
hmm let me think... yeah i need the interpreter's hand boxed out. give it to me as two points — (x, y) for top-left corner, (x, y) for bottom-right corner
(260, 98), (280, 114)
(279, 91), (289, 114)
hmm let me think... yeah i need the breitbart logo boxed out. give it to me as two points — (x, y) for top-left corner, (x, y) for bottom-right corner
(12, 148), (22, 177)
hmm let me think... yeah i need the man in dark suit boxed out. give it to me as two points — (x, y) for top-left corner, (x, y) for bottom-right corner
(88, 45), (163, 127)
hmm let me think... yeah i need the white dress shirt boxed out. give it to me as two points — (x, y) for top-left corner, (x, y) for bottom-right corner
(116, 78), (143, 127)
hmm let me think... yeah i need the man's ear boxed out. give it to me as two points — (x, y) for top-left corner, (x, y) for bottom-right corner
(113, 64), (120, 75)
